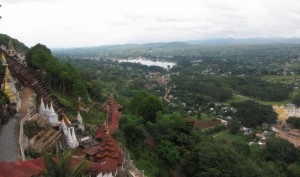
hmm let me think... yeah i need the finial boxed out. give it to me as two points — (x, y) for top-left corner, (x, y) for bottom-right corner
(105, 121), (109, 135)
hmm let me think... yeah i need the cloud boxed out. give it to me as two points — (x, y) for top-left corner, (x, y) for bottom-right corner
(1, 0), (59, 4)
(1, 0), (300, 47)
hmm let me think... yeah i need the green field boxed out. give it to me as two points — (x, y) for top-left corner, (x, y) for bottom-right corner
(213, 131), (247, 143)
(262, 75), (300, 83)
(200, 113), (214, 120)
(224, 93), (292, 106)
(224, 94), (249, 105)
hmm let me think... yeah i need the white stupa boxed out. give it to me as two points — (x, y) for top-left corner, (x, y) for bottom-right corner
(76, 111), (85, 131)
(44, 104), (50, 119)
(39, 98), (46, 116)
(60, 120), (68, 136)
(48, 102), (59, 126)
(71, 127), (79, 147)
(66, 127), (79, 148)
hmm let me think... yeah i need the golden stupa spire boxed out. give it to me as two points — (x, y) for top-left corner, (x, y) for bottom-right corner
(105, 121), (110, 135)
(2, 78), (16, 103)
(4, 65), (13, 82)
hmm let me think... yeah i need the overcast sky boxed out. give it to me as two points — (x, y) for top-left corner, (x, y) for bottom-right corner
(0, 0), (300, 48)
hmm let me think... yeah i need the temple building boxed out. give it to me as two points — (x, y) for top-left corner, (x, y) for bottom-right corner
(76, 111), (85, 131)
(96, 97), (122, 140)
(273, 104), (300, 122)
(84, 124), (124, 177)
(7, 39), (17, 56)
(2, 64), (17, 103)
(38, 99), (59, 126)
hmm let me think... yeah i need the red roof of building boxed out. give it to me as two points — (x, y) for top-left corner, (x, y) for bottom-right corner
(83, 145), (100, 156)
(90, 159), (118, 173)
(0, 157), (45, 177)
(90, 98), (124, 173)
(96, 98), (122, 139)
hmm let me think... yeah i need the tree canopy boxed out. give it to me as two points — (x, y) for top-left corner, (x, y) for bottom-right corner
(26, 44), (88, 97)
(129, 91), (163, 123)
(232, 100), (277, 127)
(286, 117), (300, 129)
(265, 137), (298, 163)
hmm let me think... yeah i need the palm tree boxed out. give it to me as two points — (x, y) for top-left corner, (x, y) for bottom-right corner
(43, 150), (90, 177)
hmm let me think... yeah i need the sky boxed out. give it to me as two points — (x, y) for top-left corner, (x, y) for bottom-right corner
(0, 0), (300, 48)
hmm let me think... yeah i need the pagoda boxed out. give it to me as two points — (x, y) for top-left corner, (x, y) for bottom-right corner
(84, 123), (124, 177)
(2, 64), (17, 103)
(7, 39), (16, 56)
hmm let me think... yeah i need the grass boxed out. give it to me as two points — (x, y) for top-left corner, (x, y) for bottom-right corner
(262, 75), (300, 83)
(213, 130), (247, 144)
(200, 113), (214, 120)
(224, 94), (249, 105)
(53, 92), (106, 126)
(255, 99), (291, 106)
(224, 93), (292, 106)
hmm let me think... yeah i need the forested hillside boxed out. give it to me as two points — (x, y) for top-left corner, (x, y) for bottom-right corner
(0, 33), (28, 53)
(52, 40), (300, 177)
(3, 34), (300, 176)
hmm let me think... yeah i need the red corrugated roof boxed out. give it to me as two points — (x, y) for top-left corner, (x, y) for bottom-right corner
(90, 98), (124, 173)
(0, 157), (45, 177)
(96, 98), (122, 139)
(83, 145), (100, 156)
(90, 159), (118, 173)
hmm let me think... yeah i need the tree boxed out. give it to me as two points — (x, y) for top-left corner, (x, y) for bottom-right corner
(182, 142), (263, 177)
(287, 163), (300, 177)
(286, 117), (300, 129)
(119, 115), (147, 149)
(232, 100), (277, 127)
(228, 118), (241, 134)
(25, 44), (88, 98)
(43, 150), (90, 177)
(157, 140), (180, 168)
(292, 94), (300, 107)
(129, 91), (163, 123)
(265, 137), (297, 163)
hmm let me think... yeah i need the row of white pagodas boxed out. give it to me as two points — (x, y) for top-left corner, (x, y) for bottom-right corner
(38, 98), (79, 148)
(38, 98), (59, 126)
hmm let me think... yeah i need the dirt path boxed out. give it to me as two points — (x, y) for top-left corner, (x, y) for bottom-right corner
(20, 87), (35, 118)
(164, 87), (171, 102)
(213, 131), (226, 138)
(275, 125), (300, 147)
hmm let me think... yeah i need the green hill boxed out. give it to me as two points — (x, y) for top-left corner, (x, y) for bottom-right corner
(0, 33), (29, 53)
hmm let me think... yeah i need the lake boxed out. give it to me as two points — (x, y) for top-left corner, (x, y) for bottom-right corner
(118, 58), (176, 69)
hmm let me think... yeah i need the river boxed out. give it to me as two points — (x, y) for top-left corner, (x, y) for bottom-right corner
(118, 58), (176, 69)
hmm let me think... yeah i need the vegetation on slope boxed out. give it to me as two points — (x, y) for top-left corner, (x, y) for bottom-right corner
(0, 33), (29, 53)
(26, 44), (88, 97)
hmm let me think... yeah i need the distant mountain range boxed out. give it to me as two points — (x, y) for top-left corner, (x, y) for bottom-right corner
(53, 37), (300, 52)
(187, 38), (300, 45)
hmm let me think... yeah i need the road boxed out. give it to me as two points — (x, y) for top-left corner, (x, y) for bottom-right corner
(0, 87), (35, 162)
(0, 117), (19, 162)
(275, 125), (300, 147)
(164, 87), (171, 102)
